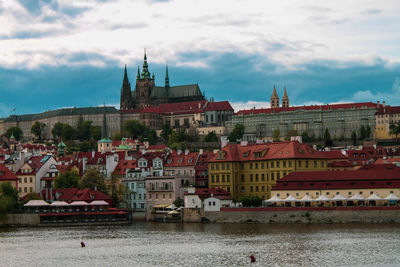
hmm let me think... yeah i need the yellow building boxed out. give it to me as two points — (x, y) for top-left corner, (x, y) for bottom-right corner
(375, 104), (400, 139)
(16, 163), (36, 197)
(208, 141), (328, 200)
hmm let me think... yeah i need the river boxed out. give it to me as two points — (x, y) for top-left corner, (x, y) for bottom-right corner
(1, 223), (400, 267)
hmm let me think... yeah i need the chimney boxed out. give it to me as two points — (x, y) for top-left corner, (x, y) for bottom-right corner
(240, 141), (248, 146)
(177, 150), (182, 155)
(92, 151), (95, 158)
(198, 102), (201, 109)
(382, 101), (386, 107)
(199, 149), (203, 155)
(185, 149), (189, 155)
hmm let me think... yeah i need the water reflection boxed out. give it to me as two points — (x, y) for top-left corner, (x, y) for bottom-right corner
(0, 223), (400, 266)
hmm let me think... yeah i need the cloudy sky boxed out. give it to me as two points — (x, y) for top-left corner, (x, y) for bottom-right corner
(0, 0), (400, 117)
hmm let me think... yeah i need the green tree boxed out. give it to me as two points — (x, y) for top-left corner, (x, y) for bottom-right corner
(112, 131), (124, 141)
(366, 125), (371, 140)
(31, 121), (46, 140)
(160, 123), (172, 143)
(124, 120), (146, 139)
(228, 124), (245, 142)
(168, 129), (186, 147)
(52, 122), (64, 139)
(285, 129), (298, 141)
(185, 127), (199, 142)
(61, 124), (75, 141)
(272, 129), (281, 142)
(173, 197), (184, 208)
(389, 123), (400, 140)
(142, 128), (158, 145)
(204, 131), (218, 142)
(79, 169), (107, 193)
(324, 128), (333, 147)
(5, 126), (23, 141)
(90, 126), (102, 140)
(359, 125), (367, 140)
(351, 131), (358, 146)
(238, 196), (262, 207)
(0, 182), (19, 214)
(20, 192), (42, 205)
(55, 170), (80, 188)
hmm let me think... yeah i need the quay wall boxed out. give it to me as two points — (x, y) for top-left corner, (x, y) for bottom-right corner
(0, 214), (40, 226)
(204, 207), (400, 224)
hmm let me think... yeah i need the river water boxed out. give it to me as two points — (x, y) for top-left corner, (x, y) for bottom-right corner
(1, 222), (400, 267)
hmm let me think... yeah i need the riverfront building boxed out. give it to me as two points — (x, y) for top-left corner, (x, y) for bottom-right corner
(271, 165), (400, 203)
(208, 141), (328, 200)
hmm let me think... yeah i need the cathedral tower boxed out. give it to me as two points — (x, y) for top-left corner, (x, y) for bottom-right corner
(135, 50), (155, 108)
(120, 65), (134, 110)
(281, 87), (289, 108)
(270, 85), (280, 108)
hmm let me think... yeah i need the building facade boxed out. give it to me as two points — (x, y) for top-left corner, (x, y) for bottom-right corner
(227, 88), (379, 141)
(375, 103), (400, 139)
(208, 141), (329, 200)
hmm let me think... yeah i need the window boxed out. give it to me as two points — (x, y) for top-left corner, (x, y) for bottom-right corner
(227, 186), (230, 192)
(255, 186), (259, 192)
(221, 164), (225, 170)
(213, 201), (216, 206)
(271, 172), (274, 181)
(29, 177), (33, 183)
(216, 164), (220, 170)
(24, 178), (27, 183)
(288, 161), (292, 168)
(283, 161), (286, 168)
(250, 174), (253, 182)
(271, 162), (274, 168)
(240, 164), (244, 169)
(222, 175), (225, 183)
(359, 191), (363, 195)
(241, 175), (244, 182)
(262, 174), (265, 181)
(305, 161), (309, 168)
(276, 161), (280, 168)
(227, 175), (230, 182)
(211, 164), (214, 170)
(261, 162), (265, 169)
(250, 186), (253, 192)
(216, 175), (219, 183)
(314, 161), (317, 168)
(255, 163), (258, 169)
(241, 186), (245, 192)
(320, 161), (324, 168)
(326, 192), (329, 195)
(227, 163), (230, 170)
(250, 163), (253, 169)
(255, 174), (258, 182)
(298, 161), (302, 167)
(262, 186), (265, 191)
(348, 192), (352, 195)
(208, 201), (212, 206)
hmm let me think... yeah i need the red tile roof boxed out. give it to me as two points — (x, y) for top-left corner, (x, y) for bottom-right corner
(210, 141), (327, 162)
(49, 188), (112, 205)
(165, 151), (199, 167)
(375, 105), (400, 115)
(113, 160), (137, 176)
(185, 187), (230, 200)
(236, 102), (378, 116)
(204, 101), (233, 111)
(0, 163), (18, 181)
(272, 167), (400, 191)
(159, 100), (207, 115)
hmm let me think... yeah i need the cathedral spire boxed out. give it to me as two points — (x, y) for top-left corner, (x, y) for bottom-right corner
(120, 65), (133, 110)
(137, 66), (141, 79)
(165, 64), (170, 88)
(141, 49), (150, 79)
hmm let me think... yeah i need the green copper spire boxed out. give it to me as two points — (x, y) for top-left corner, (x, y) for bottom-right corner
(137, 66), (141, 79)
(165, 64), (170, 88)
(141, 49), (151, 79)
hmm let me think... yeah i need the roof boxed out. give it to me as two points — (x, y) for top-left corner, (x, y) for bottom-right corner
(375, 105), (400, 115)
(113, 160), (137, 176)
(0, 164), (18, 181)
(236, 102), (378, 116)
(272, 166), (400, 191)
(165, 151), (199, 167)
(204, 101), (233, 111)
(209, 141), (327, 162)
(185, 187), (230, 200)
(5, 106), (119, 122)
(159, 100), (207, 115)
(50, 188), (112, 203)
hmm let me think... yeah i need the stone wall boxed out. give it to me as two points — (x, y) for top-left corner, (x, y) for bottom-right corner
(0, 213), (40, 226)
(182, 208), (205, 223)
(205, 207), (400, 224)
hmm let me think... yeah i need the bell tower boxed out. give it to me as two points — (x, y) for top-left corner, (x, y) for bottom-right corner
(135, 50), (155, 108)
(282, 87), (289, 108)
(270, 85), (280, 108)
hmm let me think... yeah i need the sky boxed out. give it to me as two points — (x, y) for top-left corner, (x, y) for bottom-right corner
(0, 0), (400, 117)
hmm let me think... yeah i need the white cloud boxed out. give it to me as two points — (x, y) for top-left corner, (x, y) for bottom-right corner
(0, 0), (399, 69)
(350, 77), (400, 105)
(231, 101), (270, 112)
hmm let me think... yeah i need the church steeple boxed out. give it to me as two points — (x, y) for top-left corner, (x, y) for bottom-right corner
(141, 49), (151, 79)
(120, 65), (134, 110)
(165, 64), (170, 88)
(282, 87), (289, 108)
(270, 85), (280, 108)
(137, 66), (141, 79)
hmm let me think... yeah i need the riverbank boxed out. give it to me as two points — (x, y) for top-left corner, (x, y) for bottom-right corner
(204, 206), (400, 224)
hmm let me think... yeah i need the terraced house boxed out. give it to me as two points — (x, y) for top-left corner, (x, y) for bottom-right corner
(208, 141), (328, 200)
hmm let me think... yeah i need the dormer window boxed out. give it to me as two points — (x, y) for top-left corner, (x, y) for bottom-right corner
(167, 159), (172, 164)
(178, 158), (183, 164)
(188, 158), (193, 163)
